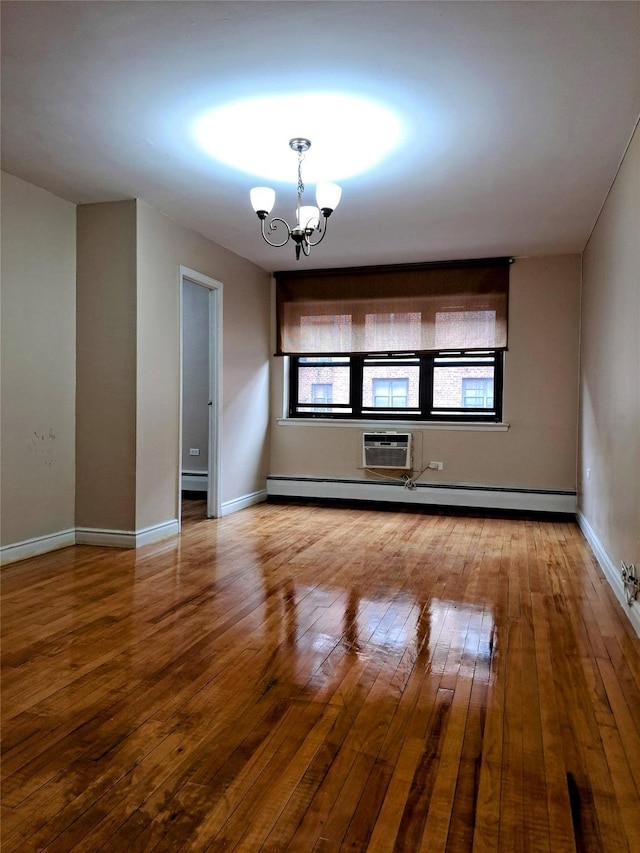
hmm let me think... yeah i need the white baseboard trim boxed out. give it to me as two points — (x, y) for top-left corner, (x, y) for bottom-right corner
(0, 528), (76, 566)
(577, 511), (640, 637)
(76, 519), (179, 549)
(221, 489), (268, 517)
(75, 528), (136, 548)
(136, 520), (180, 547)
(267, 476), (576, 514)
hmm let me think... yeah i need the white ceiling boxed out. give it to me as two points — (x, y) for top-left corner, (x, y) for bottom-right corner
(2, 1), (639, 272)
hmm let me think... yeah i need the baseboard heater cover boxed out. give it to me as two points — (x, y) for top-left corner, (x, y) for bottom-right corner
(266, 476), (576, 514)
(182, 471), (208, 492)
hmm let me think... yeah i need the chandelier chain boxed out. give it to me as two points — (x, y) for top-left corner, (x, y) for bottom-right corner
(297, 151), (305, 203)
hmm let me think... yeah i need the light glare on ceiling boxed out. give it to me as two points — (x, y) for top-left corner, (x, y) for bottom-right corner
(193, 93), (403, 182)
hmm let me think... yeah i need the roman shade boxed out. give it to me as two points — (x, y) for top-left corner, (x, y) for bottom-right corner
(275, 258), (510, 356)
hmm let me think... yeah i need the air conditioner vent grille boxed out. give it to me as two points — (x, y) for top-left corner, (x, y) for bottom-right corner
(362, 433), (412, 470)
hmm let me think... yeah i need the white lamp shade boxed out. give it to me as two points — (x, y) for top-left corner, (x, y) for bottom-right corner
(250, 186), (275, 214)
(316, 182), (342, 212)
(298, 205), (320, 230)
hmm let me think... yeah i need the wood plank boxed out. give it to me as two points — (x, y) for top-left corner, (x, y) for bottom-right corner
(359, 736), (424, 852)
(419, 675), (474, 853)
(530, 591), (578, 853)
(392, 687), (455, 851)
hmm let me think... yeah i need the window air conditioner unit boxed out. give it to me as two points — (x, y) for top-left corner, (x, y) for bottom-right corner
(362, 432), (412, 470)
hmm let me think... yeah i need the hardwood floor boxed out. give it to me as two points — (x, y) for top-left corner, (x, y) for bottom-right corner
(2, 499), (639, 852)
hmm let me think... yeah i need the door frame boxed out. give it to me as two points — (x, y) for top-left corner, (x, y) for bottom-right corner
(178, 266), (223, 524)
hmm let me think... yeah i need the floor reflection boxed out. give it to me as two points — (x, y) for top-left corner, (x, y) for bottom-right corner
(257, 568), (494, 688)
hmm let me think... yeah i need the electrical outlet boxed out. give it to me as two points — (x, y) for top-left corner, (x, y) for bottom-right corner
(621, 562), (639, 605)
(189, 448), (200, 456)
(428, 461), (443, 470)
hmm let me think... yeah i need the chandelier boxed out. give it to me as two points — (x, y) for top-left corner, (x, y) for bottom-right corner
(250, 138), (342, 261)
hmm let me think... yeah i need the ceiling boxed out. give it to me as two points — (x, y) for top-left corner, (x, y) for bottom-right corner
(2, 1), (639, 273)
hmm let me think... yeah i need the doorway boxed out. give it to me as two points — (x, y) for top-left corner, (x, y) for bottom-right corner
(179, 266), (223, 524)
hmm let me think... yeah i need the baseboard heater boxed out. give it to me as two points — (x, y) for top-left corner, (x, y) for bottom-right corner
(182, 470), (208, 492)
(266, 475), (577, 514)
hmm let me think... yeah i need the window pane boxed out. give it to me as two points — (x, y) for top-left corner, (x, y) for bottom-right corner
(433, 365), (495, 409)
(363, 366), (419, 409)
(462, 378), (494, 408)
(297, 365), (350, 405)
(371, 377), (409, 407)
(311, 383), (333, 404)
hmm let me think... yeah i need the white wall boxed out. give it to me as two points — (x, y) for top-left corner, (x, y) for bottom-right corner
(182, 280), (210, 474)
(1, 172), (76, 550)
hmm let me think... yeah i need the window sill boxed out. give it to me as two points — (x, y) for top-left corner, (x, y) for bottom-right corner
(276, 418), (509, 431)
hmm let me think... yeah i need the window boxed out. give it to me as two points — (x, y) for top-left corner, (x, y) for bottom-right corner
(289, 351), (503, 421)
(311, 382), (333, 412)
(294, 357), (352, 415)
(277, 258), (509, 423)
(432, 354), (499, 416)
(311, 383), (333, 404)
(372, 378), (409, 408)
(462, 377), (494, 408)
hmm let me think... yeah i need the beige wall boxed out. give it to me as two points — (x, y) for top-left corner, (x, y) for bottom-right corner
(1, 173), (76, 545)
(76, 201), (138, 531)
(136, 202), (271, 528)
(580, 123), (640, 568)
(269, 254), (581, 492)
(76, 199), (271, 533)
(3, 185), (271, 550)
